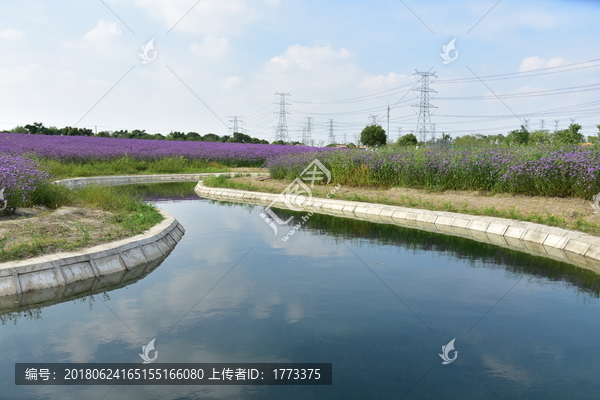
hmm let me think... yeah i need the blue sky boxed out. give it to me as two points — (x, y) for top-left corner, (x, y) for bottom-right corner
(1, 0), (599, 143)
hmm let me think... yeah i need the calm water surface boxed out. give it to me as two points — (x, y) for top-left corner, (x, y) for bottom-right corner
(2, 183), (600, 399)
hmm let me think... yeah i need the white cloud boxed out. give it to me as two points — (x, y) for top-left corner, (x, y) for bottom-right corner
(360, 72), (410, 90)
(221, 76), (243, 90)
(518, 56), (565, 72)
(0, 28), (23, 40)
(83, 20), (122, 42)
(134, 0), (263, 35)
(265, 45), (354, 72)
(190, 36), (231, 58)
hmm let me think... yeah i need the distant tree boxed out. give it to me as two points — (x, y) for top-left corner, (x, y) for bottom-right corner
(553, 124), (584, 145)
(112, 130), (130, 138)
(271, 140), (286, 145)
(397, 133), (418, 146)
(220, 135), (231, 143)
(454, 134), (482, 146)
(347, 142), (357, 148)
(529, 130), (551, 145)
(487, 134), (506, 145)
(440, 133), (452, 141)
(167, 131), (186, 141)
(96, 131), (111, 137)
(232, 132), (252, 143)
(129, 129), (146, 139)
(152, 133), (165, 140)
(186, 132), (201, 141)
(202, 133), (220, 142)
(360, 125), (387, 147)
(24, 122), (45, 135)
(10, 125), (28, 133)
(507, 125), (530, 145)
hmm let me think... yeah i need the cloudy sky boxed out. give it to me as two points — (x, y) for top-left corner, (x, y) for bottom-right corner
(1, 0), (599, 143)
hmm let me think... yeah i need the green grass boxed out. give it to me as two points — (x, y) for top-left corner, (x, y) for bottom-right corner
(0, 182), (164, 262)
(39, 156), (230, 179)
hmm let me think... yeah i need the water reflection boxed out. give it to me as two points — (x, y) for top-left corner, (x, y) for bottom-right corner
(0, 251), (169, 325)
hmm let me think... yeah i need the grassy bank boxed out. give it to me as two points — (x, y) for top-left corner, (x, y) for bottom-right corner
(0, 182), (164, 262)
(203, 175), (600, 236)
(38, 157), (230, 179)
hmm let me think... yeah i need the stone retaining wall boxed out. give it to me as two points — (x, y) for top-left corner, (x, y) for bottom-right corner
(195, 181), (600, 274)
(0, 209), (184, 296)
(54, 173), (265, 189)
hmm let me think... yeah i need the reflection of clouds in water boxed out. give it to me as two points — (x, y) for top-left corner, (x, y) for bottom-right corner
(252, 291), (282, 319)
(285, 302), (304, 324)
(482, 354), (533, 386)
(40, 253), (294, 365)
(31, 377), (255, 400)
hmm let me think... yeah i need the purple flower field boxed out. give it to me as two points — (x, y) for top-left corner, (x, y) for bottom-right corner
(0, 154), (51, 212)
(267, 146), (600, 198)
(0, 133), (327, 166)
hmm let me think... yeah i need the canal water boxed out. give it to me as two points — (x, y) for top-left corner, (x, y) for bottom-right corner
(2, 182), (600, 399)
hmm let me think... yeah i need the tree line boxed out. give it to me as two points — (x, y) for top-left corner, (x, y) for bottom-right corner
(357, 123), (600, 148)
(8, 123), (274, 144)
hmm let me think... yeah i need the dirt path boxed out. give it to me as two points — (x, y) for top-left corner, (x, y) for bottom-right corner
(226, 174), (600, 234)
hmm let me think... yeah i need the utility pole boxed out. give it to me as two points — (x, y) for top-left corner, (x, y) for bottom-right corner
(343, 133), (347, 145)
(397, 126), (402, 140)
(274, 92), (291, 142)
(412, 70), (437, 143)
(432, 123), (436, 141)
(387, 103), (390, 142)
(540, 119), (545, 131)
(95, 125), (97, 135)
(328, 119), (336, 144)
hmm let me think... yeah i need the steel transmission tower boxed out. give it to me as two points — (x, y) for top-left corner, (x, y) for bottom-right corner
(524, 119), (530, 131)
(368, 114), (379, 126)
(412, 70), (437, 143)
(540, 119), (545, 131)
(226, 116), (243, 134)
(274, 92), (291, 142)
(554, 119), (560, 132)
(302, 117), (313, 145)
(328, 119), (336, 144)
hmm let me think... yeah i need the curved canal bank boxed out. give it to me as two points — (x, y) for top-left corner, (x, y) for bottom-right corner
(0, 173), (270, 296)
(195, 180), (600, 274)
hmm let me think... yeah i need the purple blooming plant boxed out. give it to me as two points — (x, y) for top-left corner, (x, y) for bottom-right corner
(266, 145), (600, 198)
(0, 133), (331, 166)
(0, 155), (51, 213)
